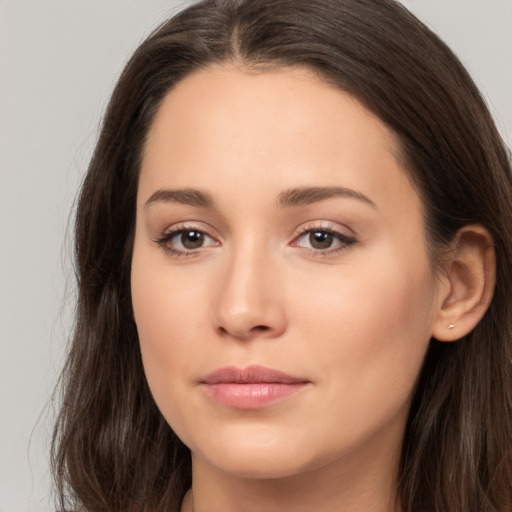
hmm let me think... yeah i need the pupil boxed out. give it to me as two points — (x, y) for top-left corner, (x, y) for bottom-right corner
(181, 231), (204, 249)
(310, 231), (333, 249)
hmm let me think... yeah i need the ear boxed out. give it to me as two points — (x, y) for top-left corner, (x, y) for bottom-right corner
(432, 225), (496, 342)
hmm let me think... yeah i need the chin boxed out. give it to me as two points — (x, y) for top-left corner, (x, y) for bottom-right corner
(188, 424), (329, 480)
(201, 448), (314, 480)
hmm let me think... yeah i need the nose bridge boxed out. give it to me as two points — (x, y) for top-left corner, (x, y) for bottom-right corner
(214, 236), (286, 339)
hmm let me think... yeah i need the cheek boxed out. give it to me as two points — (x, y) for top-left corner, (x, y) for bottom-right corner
(300, 253), (434, 337)
(131, 253), (214, 450)
(131, 246), (210, 400)
(299, 252), (436, 422)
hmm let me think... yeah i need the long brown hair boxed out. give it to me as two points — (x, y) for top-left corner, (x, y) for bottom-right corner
(52, 1), (512, 511)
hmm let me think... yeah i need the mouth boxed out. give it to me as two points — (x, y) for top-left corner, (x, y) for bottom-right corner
(200, 365), (311, 409)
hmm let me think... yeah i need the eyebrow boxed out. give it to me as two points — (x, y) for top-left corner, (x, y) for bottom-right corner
(144, 188), (216, 209)
(144, 185), (376, 210)
(277, 186), (376, 208)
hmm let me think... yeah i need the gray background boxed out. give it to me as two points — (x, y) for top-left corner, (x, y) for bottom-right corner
(0, 1), (510, 511)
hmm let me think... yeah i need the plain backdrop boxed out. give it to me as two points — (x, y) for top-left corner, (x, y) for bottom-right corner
(0, 1), (510, 511)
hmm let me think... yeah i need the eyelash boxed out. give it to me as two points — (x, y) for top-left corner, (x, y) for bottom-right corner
(155, 223), (357, 257)
(291, 223), (357, 256)
(155, 225), (217, 257)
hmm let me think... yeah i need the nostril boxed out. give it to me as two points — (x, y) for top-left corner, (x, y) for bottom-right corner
(251, 325), (270, 332)
(216, 323), (271, 338)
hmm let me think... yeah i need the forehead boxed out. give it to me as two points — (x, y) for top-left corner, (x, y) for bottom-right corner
(139, 65), (418, 218)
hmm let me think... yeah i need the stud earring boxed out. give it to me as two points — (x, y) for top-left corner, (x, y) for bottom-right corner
(448, 323), (455, 329)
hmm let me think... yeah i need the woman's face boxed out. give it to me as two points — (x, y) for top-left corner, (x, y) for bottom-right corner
(132, 66), (443, 480)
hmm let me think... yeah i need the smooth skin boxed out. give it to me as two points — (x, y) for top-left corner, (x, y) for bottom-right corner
(131, 66), (495, 512)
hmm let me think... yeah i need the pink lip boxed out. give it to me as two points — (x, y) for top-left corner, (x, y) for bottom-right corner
(200, 365), (310, 409)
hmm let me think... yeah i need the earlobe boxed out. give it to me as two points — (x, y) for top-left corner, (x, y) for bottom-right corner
(431, 225), (496, 342)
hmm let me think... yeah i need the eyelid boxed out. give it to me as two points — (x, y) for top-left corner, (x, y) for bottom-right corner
(153, 220), (357, 257)
(291, 220), (356, 240)
(154, 222), (221, 256)
(290, 221), (358, 254)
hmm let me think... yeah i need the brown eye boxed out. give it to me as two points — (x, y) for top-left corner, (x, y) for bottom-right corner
(309, 231), (334, 249)
(292, 226), (357, 254)
(180, 230), (204, 249)
(158, 227), (218, 255)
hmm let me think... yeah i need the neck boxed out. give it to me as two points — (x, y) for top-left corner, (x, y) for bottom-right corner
(181, 434), (402, 512)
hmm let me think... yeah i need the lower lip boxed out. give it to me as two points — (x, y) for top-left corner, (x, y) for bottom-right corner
(202, 382), (309, 409)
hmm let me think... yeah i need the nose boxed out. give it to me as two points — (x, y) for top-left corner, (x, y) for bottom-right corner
(213, 246), (287, 340)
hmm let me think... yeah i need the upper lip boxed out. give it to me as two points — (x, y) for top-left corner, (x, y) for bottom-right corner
(201, 365), (309, 384)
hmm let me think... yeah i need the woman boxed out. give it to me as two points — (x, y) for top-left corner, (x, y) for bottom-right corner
(52, 0), (512, 511)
